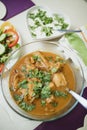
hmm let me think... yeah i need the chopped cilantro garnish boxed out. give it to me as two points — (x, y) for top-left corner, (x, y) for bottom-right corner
(19, 102), (35, 111)
(51, 67), (58, 73)
(41, 26), (53, 36)
(32, 55), (41, 62)
(28, 9), (69, 37)
(28, 69), (51, 83)
(41, 100), (46, 106)
(31, 32), (36, 37)
(54, 90), (67, 97)
(41, 86), (51, 99)
(18, 80), (28, 89)
(33, 82), (43, 96)
(54, 14), (69, 29)
(34, 20), (41, 27)
(14, 94), (23, 101)
(51, 102), (58, 107)
(29, 25), (37, 30)
(21, 65), (27, 72)
(28, 13), (36, 20)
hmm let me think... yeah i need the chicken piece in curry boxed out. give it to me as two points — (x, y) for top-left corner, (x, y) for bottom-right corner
(9, 51), (75, 119)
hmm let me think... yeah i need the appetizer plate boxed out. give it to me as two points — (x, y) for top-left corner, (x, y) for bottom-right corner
(0, 21), (22, 73)
(26, 6), (71, 40)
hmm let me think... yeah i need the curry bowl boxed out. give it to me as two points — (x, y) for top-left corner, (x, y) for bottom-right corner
(1, 41), (85, 121)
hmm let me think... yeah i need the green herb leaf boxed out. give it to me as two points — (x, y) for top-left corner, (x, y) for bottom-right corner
(26, 104), (36, 111)
(32, 55), (41, 62)
(28, 13), (36, 20)
(47, 56), (53, 62)
(15, 43), (20, 48)
(18, 80), (28, 89)
(51, 67), (58, 73)
(31, 32), (36, 37)
(43, 72), (51, 82)
(51, 102), (58, 107)
(33, 82), (43, 96)
(41, 86), (51, 99)
(0, 55), (8, 63)
(29, 25), (37, 30)
(35, 20), (41, 27)
(19, 102), (35, 111)
(42, 16), (53, 25)
(21, 65), (27, 72)
(14, 94), (23, 101)
(36, 9), (46, 19)
(54, 90), (67, 97)
(28, 69), (51, 83)
(54, 14), (69, 29)
(41, 100), (46, 106)
(41, 26), (53, 36)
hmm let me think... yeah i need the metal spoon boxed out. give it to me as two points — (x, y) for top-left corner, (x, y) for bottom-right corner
(67, 89), (87, 109)
(56, 29), (82, 33)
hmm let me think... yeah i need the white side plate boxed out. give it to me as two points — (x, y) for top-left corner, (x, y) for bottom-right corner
(26, 5), (71, 40)
(0, 1), (7, 19)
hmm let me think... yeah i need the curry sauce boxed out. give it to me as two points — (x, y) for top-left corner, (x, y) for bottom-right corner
(9, 51), (75, 119)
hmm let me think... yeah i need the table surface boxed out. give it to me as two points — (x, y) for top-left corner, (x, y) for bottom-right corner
(32, 0), (87, 28)
(0, 0), (87, 130)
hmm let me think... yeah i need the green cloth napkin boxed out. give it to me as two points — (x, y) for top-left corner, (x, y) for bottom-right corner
(65, 33), (87, 66)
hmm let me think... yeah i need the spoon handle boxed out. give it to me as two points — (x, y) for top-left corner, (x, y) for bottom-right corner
(70, 90), (87, 109)
(57, 29), (82, 33)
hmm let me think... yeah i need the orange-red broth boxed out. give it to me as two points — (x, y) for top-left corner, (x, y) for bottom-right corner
(9, 51), (75, 119)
